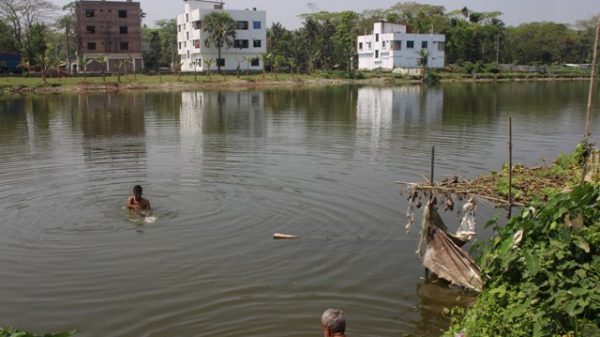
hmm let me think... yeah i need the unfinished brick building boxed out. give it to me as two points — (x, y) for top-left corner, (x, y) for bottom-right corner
(75, 0), (144, 73)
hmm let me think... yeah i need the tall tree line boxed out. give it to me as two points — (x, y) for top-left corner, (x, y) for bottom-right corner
(267, 2), (599, 72)
(0, 1), (597, 72)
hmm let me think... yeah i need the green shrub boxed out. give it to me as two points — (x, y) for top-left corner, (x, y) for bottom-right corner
(444, 183), (600, 337)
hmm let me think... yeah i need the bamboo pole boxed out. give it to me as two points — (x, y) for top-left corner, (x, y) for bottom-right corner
(430, 146), (435, 186)
(584, 16), (600, 139)
(426, 145), (435, 279)
(508, 117), (513, 219)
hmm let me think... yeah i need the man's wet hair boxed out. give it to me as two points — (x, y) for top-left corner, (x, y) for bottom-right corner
(133, 185), (143, 194)
(321, 309), (345, 334)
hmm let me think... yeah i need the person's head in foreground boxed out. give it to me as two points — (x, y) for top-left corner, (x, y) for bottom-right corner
(321, 308), (346, 337)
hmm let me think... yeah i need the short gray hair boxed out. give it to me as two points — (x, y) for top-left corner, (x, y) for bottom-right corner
(321, 308), (345, 333)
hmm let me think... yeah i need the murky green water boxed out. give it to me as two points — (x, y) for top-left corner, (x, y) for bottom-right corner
(0, 82), (598, 337)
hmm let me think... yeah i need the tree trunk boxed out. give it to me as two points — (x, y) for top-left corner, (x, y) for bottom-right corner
(217, 48), (222, 74)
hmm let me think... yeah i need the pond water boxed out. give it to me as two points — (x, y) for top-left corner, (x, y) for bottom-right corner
(0, 81), (598, 337)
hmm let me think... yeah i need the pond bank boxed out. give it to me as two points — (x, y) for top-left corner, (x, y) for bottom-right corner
(0, 73), (594, 94)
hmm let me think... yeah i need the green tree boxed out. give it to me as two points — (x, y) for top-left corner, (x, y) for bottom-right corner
(203, 11), (236, 74)
(55, 2), (76, 72)
(142, 28), (162, 70)
(333, 11), (360, 72)
(204, 58), (214, 78)
(0, 20), (17, 51)
(155, 19), (178, 70)
(0, 0), (56, 54)
(23, 23), (47, 65)
(95, 55), (108, 82)
(505, 22), (572, 64)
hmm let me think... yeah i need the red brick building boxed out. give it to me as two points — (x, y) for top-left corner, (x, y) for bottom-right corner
(75, 0), (144, 73)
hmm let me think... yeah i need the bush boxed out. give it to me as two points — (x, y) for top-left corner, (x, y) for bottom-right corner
(444, 182), (600, 337)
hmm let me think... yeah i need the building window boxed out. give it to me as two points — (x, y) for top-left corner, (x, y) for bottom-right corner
(392, 40), (401, 50)
(382, 41), (386, 48)
(375, 33), (379, 42)
(187, 50), (190, 59)
(366, 42), (371, 50)
(120, 42), (129, 50)
(186, 32), (189, 40)
(178, 25), (181, 32)
(178, 42), (182, 49)
(407, 40), (414, 49)
(253, 21), (261, 29)
(85, 9), (94, 17)
(421, 41), (428, 49)
(358, 42), (363, 50)
(192, 20), (201, 29)
(86, 26), (95, 34)
(251, 58), (259, 66)
(217, 58), (225, 67)
(234, 39), (249, 49)
(87, 42), (96, 50)
(185, 13), (189, 22)
(253, 39), (261, 48)
(118, 10), (127, 18)
(375, 50), (379, 58)
(120, 26), (128, 34)
(193, 39), (200, 48)
(437, 42), (445, 51)
(236, 21), (249, 30)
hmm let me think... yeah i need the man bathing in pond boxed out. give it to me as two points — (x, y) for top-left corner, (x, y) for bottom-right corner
(127, 185), (152, 216)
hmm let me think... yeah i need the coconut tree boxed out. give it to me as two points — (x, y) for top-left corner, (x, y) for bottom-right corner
(95, 55), (108, 83)
(191, 59), (199, 81)
(204, 58), (215, 78)
(203, 11), (236, 74)
(418, 49), (429, 69)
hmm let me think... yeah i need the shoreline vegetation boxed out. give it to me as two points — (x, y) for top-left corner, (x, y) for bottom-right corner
(0, 65), (596, 94)
(439, 145), (600, 337)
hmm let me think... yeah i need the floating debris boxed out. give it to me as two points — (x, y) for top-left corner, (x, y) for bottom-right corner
(273, 233), (299, 240)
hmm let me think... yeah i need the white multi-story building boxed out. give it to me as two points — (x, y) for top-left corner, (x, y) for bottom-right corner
(177, 0), (266, 72)
(357, 22), (445, 71)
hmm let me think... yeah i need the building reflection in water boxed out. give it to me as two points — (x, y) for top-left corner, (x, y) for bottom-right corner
(180, 92), (205, 174)
(76, 93), (147, 168)
(356, 86), (444, 145)
(179, 91), (265, 181)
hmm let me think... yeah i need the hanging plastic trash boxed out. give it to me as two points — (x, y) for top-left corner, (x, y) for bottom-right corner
(456, 197), (477, 242)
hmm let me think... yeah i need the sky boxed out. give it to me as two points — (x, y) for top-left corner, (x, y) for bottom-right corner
(53, 0), (599, 29)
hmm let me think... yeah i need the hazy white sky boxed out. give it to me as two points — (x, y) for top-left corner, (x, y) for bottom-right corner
(54, 0), (599, 28)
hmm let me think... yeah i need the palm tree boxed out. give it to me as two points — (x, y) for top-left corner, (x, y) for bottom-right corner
(191, 59), (199, 81)
(204, 58), (215, 78)
(241, 55), (252, 76)
(95, 55), (108, 83)
(418, 48), (429, 81)
(203, 11), (236, 74)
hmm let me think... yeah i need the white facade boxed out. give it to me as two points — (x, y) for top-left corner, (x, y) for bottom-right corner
(357, 22), (445, 71)
(177, 0), (266, 72)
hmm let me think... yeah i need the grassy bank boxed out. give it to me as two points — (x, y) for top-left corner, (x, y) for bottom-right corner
(442, 147), (600, 337)
(0, 65), (594, 94)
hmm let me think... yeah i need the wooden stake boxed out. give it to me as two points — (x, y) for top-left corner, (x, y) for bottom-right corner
(508, 117), (513, 219)
(584, 16), (600, 139)
(426, 145), (435, 279)
(430, 146), (435, 187)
